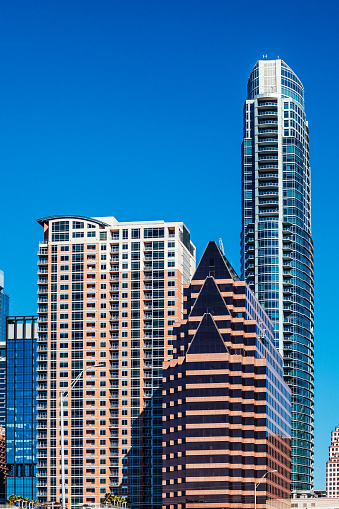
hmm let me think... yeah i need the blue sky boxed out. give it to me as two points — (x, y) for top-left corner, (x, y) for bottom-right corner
(0, 0), (338, 489)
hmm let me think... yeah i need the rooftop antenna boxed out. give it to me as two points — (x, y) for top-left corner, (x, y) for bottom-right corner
(218, 238), (225, 256)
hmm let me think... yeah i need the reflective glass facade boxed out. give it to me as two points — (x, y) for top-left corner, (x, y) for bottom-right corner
(6, 316), (38, 500)
(241, 59), (314, 491)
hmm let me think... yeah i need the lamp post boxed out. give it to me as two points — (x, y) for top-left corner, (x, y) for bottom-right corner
(60, 362), (105, 509)
(254, 469), (277, 509)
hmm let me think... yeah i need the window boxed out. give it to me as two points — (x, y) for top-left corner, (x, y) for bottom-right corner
(100, 232), (107, 240)
(131, 229), (140, 239)
(144, 228), (164, 238)
(168, 251), (175, 257)
(73, 221), (84, 229)
(122, 229), (129, 239)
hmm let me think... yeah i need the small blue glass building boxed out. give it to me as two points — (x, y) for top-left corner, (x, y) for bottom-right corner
(6, 316), (38, 500)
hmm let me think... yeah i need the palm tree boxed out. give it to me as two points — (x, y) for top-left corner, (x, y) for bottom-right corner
(16, 496), (24, 508)
(103, 493), (113, 505)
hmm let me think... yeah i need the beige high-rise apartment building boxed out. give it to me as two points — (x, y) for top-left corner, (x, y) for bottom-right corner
(36, 215), (195, 509)
(326, 425), (339, 497)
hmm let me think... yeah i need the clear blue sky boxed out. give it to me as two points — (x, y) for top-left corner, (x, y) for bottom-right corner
(0, 0), (338, 490)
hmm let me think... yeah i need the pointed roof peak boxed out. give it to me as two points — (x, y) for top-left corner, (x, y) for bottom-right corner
(187, 313), (229, 355)
(192, 241), (240, 282)
(189, 276), (231, 318)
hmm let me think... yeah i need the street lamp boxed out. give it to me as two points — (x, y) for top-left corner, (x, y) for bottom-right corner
(60, 362), (105, 509)
(254, 469), (277, 509)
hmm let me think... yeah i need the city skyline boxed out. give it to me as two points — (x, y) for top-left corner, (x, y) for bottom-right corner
(0, 0), (338, 491)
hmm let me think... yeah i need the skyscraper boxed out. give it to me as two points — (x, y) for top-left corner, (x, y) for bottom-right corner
(6, 316), (38, 500)
(326, 425), (339, 497)
(241, 58), (314, 491)
(36, 215), (195, 509)
(0, 271), (9, 427)
(162, 241), (291, 509)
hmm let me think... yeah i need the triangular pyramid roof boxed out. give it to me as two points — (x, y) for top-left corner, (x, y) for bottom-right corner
(189, 276), (231, 317)
(192, 241), (240, 281)
(187, 313), (229, 354)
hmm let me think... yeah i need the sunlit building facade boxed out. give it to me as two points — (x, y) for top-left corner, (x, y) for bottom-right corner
(326, 425), (339, 497)
(163, 241), (291, 509)
(241, 58), (314, 491)
(0, 271), (9, 428)
(36, 215), (195, 509)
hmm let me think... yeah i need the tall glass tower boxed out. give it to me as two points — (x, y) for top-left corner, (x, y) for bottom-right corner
(241, 59), (314, 491)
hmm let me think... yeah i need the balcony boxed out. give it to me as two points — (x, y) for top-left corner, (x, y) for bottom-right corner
(257, 110), (278, 117)
(258, 119), (278, 125)
(258, 172), (278, 179)
(37, 258), (48, 265)
(258, 137), (278, 144)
